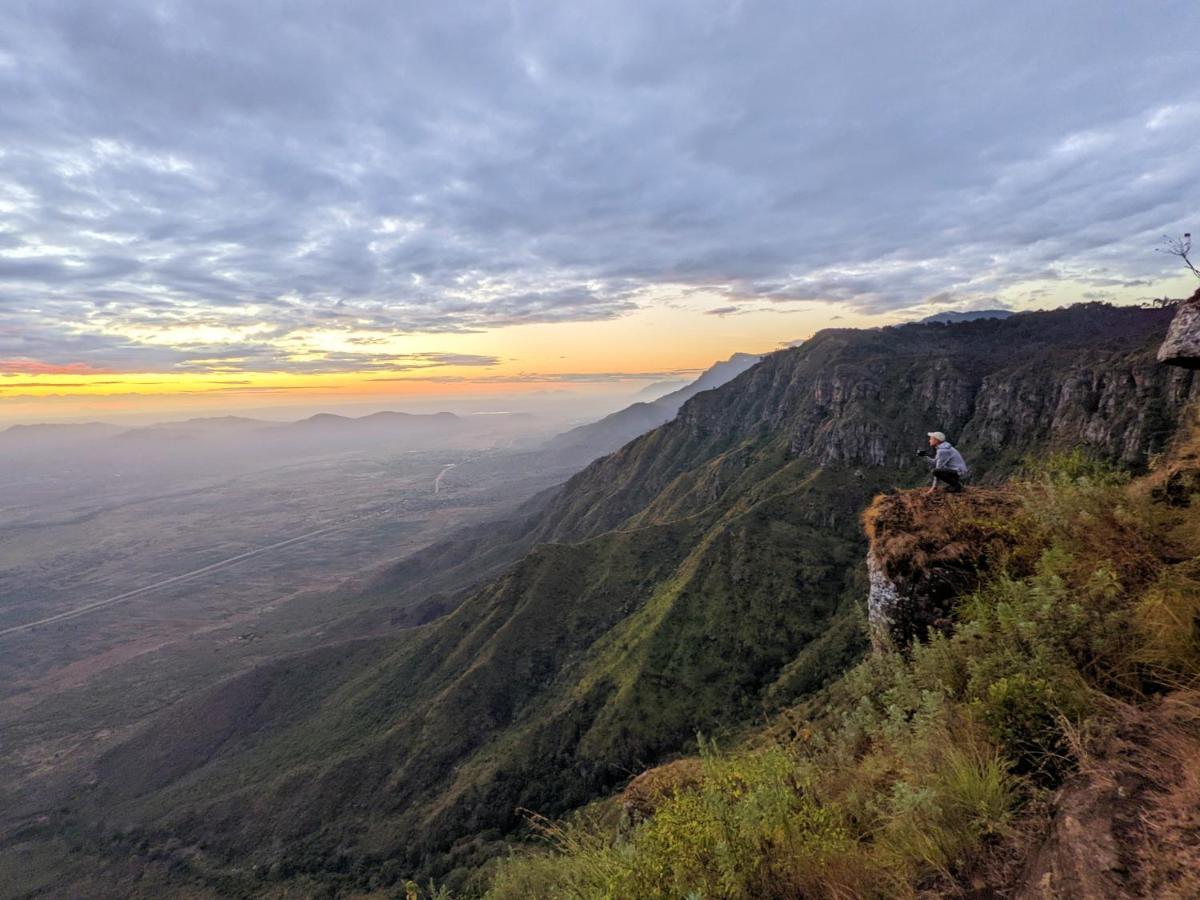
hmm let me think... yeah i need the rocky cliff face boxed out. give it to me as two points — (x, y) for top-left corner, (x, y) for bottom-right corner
(1157, 288), (1200, 369)
(683, 304), (1193, 476)
(530, 305), (1193, 550)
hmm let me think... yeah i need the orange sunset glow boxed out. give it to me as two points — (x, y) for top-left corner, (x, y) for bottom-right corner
(4, 276), (1190, 425)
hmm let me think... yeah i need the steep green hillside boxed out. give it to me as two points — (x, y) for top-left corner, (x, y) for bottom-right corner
(488, 414), (1200, 899)
(85, 445), (882, 890)
(20, 304), (1195, 896)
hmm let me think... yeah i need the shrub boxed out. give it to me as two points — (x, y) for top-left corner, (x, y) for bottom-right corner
(1029, 449), (1131, 488)
(976, 674), (1079, 780)
(879, 735), (1015, 876)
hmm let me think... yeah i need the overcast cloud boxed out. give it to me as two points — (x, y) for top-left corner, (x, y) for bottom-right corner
(1, 0), (1198, 374)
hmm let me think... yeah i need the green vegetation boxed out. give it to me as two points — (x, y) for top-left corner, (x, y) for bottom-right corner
(484, 446), (1200, 898)
(81, 444), (881, 895)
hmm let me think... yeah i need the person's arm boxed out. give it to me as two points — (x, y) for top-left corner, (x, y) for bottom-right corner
(917, 448), (937, 490)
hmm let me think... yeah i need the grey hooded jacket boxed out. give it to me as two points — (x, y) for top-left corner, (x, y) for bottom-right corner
(926, 441), (969, 486)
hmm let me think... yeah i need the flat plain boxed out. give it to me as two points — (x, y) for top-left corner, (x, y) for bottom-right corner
(0, 424), (576, 827)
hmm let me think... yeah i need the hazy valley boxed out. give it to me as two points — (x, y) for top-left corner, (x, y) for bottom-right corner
(0, 356), (758, 856)
(0, 412), (571, 829)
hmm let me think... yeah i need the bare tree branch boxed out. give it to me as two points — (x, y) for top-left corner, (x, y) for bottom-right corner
(1158, 232), (1200, 279)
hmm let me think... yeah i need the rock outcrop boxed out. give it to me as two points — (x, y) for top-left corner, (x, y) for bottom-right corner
(863, 489), (1024, 652)
(1157, 288), (1200, 369)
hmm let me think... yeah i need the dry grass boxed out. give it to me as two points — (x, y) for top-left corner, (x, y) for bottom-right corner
(1132, 692), (1200, 899)
(1016, 690), (1200, 899)
(863, 488), (1027, 591)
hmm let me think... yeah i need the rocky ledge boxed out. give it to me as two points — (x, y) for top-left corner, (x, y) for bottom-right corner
(863, 488), (1024, 653)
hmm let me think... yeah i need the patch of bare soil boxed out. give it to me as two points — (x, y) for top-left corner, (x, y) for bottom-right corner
(1014, 691), (1200, 899)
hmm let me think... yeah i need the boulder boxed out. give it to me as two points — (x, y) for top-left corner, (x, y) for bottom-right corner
(1157, 289), (1200, 369)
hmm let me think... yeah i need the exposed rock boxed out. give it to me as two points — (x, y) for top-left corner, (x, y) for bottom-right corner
(1018, 775), (1129, 899)
(1157, 289), (1200, 369)
(863, 489), (1024, 652)
(960, 360), (1196, 468)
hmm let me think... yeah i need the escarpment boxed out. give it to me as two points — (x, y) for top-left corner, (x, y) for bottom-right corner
(674, 303), (1195, 476)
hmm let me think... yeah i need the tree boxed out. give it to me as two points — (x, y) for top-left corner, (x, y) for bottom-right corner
(1158, 232), (1199, 279)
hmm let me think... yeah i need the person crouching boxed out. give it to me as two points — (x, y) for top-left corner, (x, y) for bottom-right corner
(920, 431), (969, 493)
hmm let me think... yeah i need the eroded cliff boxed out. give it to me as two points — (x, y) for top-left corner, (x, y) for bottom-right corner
(862, 488), (1025, 652)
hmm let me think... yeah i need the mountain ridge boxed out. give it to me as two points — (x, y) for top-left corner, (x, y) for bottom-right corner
(544, 352), (761, 464)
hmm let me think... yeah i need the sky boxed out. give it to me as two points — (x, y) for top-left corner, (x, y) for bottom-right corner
(1, 0), (1198, 424)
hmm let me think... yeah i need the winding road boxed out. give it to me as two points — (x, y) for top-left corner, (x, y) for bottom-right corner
(433, 463), (456, 494)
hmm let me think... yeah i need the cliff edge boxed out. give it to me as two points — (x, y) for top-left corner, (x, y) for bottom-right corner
(863, 488), (1025, 652)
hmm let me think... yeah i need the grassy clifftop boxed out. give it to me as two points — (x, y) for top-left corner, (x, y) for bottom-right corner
(487, 423), (1200, 898)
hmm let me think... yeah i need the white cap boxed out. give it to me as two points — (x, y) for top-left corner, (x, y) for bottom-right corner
(927, 431), (946, 442)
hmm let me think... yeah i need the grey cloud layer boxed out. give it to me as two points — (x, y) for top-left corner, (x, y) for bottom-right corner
(1, 0), (1198, 372)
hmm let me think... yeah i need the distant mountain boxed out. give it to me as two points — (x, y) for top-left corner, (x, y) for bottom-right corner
(0, 420), (122, 439)
(631, 379), (689, 401)
(270, 409), (461, 435)
(69, 304), (1198, 895)
(1, 409), (536, 470)
(546, 352), (761, 462)
(918, 309), (1013, 324)
(115, 416), (274, 443)
(144, 415), (272, 430)
(0, 421), (125, 452)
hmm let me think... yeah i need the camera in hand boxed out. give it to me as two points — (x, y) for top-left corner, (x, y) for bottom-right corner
(916, 448), (931, 458)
